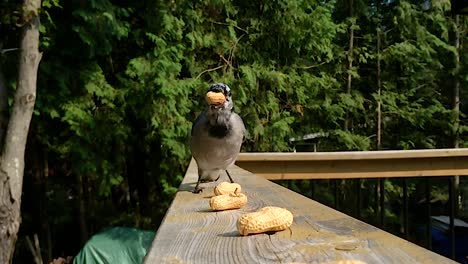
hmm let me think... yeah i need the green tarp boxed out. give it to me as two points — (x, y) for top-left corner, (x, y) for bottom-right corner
(73, 227), (155, 264)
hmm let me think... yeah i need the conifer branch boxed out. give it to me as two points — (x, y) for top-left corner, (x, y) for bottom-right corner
(209, 21), (248, 33)
(195, 65), (224, 79)
(299, 61), (328, 69)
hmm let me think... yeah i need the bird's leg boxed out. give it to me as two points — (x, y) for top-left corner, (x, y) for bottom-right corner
(214, 172), (221, 182)
(193, 181), (203, 193)
(226, 170), (234, 183)
(193, 174), (203, 193)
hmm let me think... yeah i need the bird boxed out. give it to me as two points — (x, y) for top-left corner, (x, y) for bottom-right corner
(190, 83), (246, 193)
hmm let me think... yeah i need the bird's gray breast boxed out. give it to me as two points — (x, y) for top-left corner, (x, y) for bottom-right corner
(190, 113), (245, 172)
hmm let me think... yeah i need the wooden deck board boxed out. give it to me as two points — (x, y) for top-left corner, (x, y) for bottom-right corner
(144, 159), (456, 264)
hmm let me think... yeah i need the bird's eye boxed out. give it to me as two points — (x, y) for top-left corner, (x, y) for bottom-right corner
(224, 86), (231, 96)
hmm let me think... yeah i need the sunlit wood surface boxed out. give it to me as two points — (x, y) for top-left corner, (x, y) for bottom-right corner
(236, 149), (468, 180)
(144, 159), (455, 264)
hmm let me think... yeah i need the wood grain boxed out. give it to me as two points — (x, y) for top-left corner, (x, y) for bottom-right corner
(144, 159), (456, 264)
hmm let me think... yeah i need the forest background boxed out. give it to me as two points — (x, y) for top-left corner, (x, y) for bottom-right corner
(1, 0), (467, 262)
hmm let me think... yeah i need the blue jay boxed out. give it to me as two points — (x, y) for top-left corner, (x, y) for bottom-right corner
(190, 83), (246, 193)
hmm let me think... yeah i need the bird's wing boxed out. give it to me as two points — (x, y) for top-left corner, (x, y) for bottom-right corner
(232, 113), (247, 142)
(191, 112), (206, 137)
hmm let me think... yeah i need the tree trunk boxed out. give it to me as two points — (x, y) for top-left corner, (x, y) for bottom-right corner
(453, 15), (460, 149)
(344, 0), (354, 131)
(43, 155), (52, 262)
(77, 174), (89, 245)
(0, 65), (8, 147)
(376, 28), (382, 150)
(0, 0), (42, 262)
(453, 15), (461, 212)
(38, 151), (51, 262)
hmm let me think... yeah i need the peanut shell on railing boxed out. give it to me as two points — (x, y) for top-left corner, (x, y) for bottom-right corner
(210, 191), (248, 211)
(237, 206), (293, 236)
(214, 182), (242, 196)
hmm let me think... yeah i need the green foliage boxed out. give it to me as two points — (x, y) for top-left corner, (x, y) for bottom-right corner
(334, 130), (372, 150)
(60, 62), (128, 196)
(72, 0), (131, 57)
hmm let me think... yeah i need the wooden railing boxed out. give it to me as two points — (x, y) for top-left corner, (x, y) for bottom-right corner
(235, 148), (468, 262)
(235, 148), (468, 180)
(143, 151), (463, 263)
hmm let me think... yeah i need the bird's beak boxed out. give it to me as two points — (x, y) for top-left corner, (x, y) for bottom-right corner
(206, 91), (226, 107)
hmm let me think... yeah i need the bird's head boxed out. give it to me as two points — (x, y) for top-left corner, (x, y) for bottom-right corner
(205, 83), (233, 112)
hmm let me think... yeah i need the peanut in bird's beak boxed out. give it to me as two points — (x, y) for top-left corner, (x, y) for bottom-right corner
(206, 91), (226, 107)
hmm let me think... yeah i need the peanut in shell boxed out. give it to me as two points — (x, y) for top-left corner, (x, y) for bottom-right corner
(210, 191), (248, 211)
(214, 182), (242, 196)
(237, 206), (293, 236)
(206, 91), (226, 105)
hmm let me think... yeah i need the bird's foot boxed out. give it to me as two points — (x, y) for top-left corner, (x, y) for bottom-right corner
(192, 187), (204, 194)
